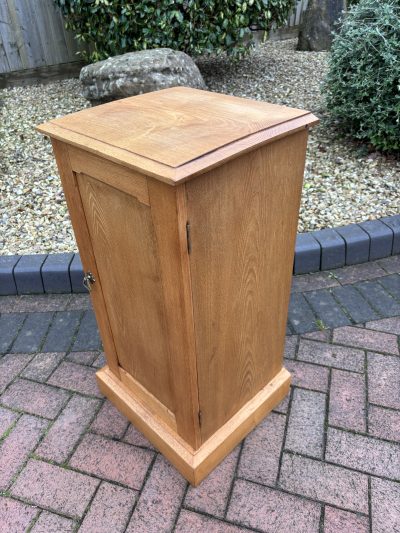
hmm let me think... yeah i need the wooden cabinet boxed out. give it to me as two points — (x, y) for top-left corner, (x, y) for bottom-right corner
(38, 87), (318, 485)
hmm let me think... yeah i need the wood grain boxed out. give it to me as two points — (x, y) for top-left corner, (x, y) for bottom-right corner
(36, 88), (319, 184)
(77, 172), (175, 411)
(96, 365), (196, 483)
(173, 114), (317, 183)
(96, 364), (290, 486)
(0, 0), (86, 75)
(192, 367), (291, 484)
(51, 140), (120, 377)
(39, 87), (310, 167)
(42, 90), (315, 484)
(119, 367), (177, 432)
(147, 179), (201, 448)
(186, 131), (308, 441)
(68, 145), (150, 205)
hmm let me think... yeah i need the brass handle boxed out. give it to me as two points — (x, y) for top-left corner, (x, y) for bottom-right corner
(83, 272), (96, 292)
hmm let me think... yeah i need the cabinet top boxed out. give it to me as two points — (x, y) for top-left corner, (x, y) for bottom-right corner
(37, 87), (318, 185)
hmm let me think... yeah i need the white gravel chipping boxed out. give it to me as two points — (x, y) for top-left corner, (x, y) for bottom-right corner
(1, 39), (399, 255)
(1, 80), (89, 254)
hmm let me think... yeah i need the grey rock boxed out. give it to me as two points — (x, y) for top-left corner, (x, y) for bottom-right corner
(297, 0), (346, 51)
(80, 48), (206, 104)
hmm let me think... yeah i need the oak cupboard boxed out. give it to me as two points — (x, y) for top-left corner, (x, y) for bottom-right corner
(37, 87), (318, 485)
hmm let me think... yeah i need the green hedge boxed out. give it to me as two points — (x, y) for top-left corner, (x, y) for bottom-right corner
(55, 0), (295, 62)
(324, 0), (400, 152)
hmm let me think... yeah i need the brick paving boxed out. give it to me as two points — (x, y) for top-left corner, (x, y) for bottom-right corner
(0, 258), (399, 532)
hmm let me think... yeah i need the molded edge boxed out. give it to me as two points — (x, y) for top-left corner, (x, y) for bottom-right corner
(96, 365), (290, 486)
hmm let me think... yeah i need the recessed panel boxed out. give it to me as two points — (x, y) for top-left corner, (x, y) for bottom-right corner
(77, 172), (174, 412)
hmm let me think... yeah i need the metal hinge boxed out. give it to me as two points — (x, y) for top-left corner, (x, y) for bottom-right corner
(198, 410), (202, 427)
(83, 271), (96, 292)
(186, 222), (191, 254)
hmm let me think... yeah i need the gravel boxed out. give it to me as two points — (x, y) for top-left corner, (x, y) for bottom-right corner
(1, 39), (399, 255)
(0, 80), (89, 255)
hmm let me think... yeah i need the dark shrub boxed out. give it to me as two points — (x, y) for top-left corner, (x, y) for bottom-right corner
(55, 0), (295, 62)
(324, 0), (400, 152)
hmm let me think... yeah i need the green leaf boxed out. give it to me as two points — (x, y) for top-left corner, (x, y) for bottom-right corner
(324, 0), (400, 152)
(53, 0), (294, 59)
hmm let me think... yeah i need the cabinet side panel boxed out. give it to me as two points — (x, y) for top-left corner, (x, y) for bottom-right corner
(51, 140), (120, 376)
(147, 180), (201, 449)
(77, 172), (175, 412)
(186, 131), (308, 441)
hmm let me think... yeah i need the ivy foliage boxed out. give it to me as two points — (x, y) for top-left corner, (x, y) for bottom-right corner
(324, 0), (400, 152)
(55, 0), (295, 62)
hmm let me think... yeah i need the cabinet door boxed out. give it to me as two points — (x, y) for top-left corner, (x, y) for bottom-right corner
(76, 171), (175, 415)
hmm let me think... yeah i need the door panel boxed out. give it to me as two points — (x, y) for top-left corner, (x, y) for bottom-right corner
(77, 172), (174, 412)
(51, 140), (120, 376)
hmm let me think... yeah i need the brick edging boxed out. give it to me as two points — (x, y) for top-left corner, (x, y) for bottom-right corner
(294, 215), (400, 275)
(1, 215), (399, 295)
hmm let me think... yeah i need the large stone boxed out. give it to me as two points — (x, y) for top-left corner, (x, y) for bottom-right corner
(297, 0), (346, 51)
(80, 48), (206, 105)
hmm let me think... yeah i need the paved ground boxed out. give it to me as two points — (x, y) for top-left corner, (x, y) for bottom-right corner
(0, 256), (399, 532)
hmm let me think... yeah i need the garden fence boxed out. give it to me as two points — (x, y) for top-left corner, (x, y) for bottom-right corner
(0, 0), (308, 75)
(0, 0), (83, 74)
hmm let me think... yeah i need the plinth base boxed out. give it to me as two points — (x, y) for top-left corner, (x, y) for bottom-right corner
(96, 366), (291, 486)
